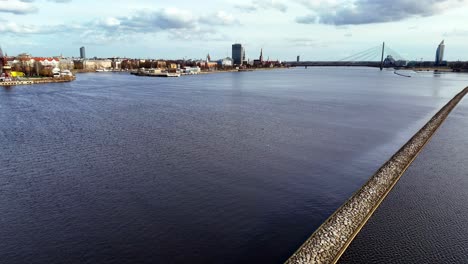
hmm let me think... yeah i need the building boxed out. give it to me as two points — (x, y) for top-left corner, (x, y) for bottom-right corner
(254, 49), (265, 66)
(182, 66), (201, 75)
(198, 60), (218, 70)
(0, 48), (12, 79)
(217, 57), (233, 67)
(80, 46), (86, 59)
(297, 55), (300, 62)
(435, 40), (445, 66)
(232, 43), (245, 65)
(34, 58), (60, 68)
(383, 55), (408, 67)
(0, 47), (4, 71)
(110, 58), (122, 70)
(78, 59), (112, 71)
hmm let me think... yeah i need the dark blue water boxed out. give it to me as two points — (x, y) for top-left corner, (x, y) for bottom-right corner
(339, 98), (468, 264)
(0, 68), (467, 263)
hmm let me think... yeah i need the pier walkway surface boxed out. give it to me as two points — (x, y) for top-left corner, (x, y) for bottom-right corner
(339, 97), (468, 263)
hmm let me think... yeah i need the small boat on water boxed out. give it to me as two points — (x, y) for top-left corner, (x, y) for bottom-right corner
(166, 73), (181, 77)
(394, 70), (411, 78)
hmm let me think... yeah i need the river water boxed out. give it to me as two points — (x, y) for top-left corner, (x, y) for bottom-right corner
(0, 68), (467, 263)
(339, 95), (468, 263)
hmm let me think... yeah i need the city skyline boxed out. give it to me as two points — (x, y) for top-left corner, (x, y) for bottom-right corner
(1, 0), (468, 61)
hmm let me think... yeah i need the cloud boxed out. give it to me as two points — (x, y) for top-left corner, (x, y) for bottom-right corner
(0, 19), (72, 34)
(20, 0), (72, 2)
(0, 6), (235, 45)
(97, 8), (205, 33)
(235, 0), (288, 13)
(288, 37), (329, 47)
(296, 0), (467, 25)
(443, 29), (468, 37)
(199, 11), (240, 25)
(81, 8), (236, 44)
(167, 27), (228, 41)
(0, 0), (72, 15)
(0, 0), (37, 14)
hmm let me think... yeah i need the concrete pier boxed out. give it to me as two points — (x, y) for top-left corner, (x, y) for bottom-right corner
(285, 87), (468, 264)
(0, 77), (75, 86)
(0, 81), (34, 86)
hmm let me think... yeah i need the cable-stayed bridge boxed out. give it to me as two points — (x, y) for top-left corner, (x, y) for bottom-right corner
(290, 42), (407, 70)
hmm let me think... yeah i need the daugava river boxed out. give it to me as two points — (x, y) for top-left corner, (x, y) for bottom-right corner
(1, 68), (467, 263)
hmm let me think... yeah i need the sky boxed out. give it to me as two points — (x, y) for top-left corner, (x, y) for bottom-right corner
(0, 0), (468, 61)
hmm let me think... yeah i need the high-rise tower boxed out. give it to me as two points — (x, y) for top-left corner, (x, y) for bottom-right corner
(232, 43), (245, 65)
(435, 40), (445, 66)
(80, 46), (86, 59)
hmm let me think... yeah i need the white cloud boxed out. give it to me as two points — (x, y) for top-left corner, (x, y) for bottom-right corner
(296, 0), (468, 25)
(99, 17), (121, 27)
(0, 0), (37, 14)
(0, 0), (72, 15)
(0, 0), (467, 60)
(0, 21), (53, 33)
(200, 11), (240, 25)
(235, 0), (288, 13)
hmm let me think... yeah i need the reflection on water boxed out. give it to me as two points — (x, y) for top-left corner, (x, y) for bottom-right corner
(0, 68), (467, 264)
(2, 85), (13, 91)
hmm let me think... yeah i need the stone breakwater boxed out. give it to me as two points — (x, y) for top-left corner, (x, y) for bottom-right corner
(285, 87), (468, 264)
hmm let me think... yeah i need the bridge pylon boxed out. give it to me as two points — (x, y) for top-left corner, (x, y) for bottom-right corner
(380, 42), (385, 71)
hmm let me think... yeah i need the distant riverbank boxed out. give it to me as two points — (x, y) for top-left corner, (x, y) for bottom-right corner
(199, 67), (287, 74)
(74, 67), (287, 76)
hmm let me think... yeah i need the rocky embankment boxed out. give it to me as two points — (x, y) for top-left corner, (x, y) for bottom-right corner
(285, 87), (468, 264)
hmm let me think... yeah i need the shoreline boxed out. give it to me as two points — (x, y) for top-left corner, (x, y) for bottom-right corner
(74, 67), (288, 77)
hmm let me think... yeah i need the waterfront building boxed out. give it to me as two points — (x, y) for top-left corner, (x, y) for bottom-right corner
(383, 55), (407, 67)
(435, 40), (445, 66)
(297, 55), (300, 62)
(217, 57), (233, 68)
(34, 58), (60, 68)
(383, 55), (396, 66)
(254, 49), (265, 66)
(199, 61), (218, 70)
(232, 43), (245, 65)
(0, 51), (12, 80)
(157, 61), (166, 68)
(79, 59), (112, 71)
(80, 46), (86, 59)
(0, 47), (5, 74)
(182, 66), (201, 74)
(59, 59), (74, 70)
(110, 58), (122, 70)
